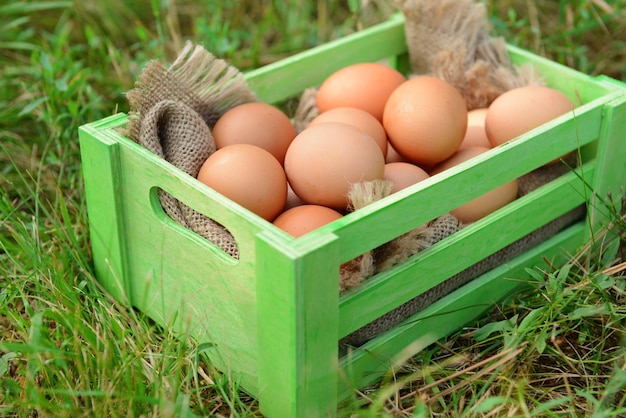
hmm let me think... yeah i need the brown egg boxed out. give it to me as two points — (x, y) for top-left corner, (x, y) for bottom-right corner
(284, 122), (385, 210)
(385, 142), (408, 163)
(197, 144), (287, 221)
(212, 102), (297, 165)
(284, 183), (306, 211)
(383, 76), (468, 166)
(383, 162), (430, 193)
(430, 146), (491, 175)
(273, 204), (343, 237)
(459, 108), (491, 150)
(308, 107), (388, 157)
(485, 86), (575, 147)
(316, 62), (406, 121)
(431, 146), (518, 223)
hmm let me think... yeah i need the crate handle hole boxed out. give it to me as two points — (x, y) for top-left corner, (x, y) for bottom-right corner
(149, 186), (241, 264)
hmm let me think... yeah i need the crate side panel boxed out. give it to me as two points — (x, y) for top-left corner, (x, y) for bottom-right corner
(338, 222), (586, 397)
(338, 164), (591, 336)
(329, 106), (603, 264)
(112, 136), (265, 394)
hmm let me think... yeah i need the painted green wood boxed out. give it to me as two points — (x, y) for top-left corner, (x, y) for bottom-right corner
(78, 116), (132, 305)
(325, 106), (603, 265)
(256, 230), (340, 418)
(338, 222), (586, 396)
(80, 118), (272, 394)
(338, 164), (592, 337)
(585, 93), (626, 237)
(507, 44), (615, 104)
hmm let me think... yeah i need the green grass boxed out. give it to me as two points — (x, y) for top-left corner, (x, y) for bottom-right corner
(1, 0), (626, 416)
(356, 216), (626, 416)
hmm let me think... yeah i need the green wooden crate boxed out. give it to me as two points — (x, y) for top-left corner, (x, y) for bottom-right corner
(78, 15), (626, 418)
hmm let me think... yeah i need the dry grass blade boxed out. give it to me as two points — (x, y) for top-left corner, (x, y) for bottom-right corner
(591, 0), (614, 14)
(418, 344), (527, 405)
(604, 261), (626, 276)
(198, 365), (215, 385)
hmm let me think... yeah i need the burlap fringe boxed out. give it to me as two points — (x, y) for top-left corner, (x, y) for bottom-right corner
(124, 41), (259, 258)
(340, 180), (395, 292)
(396, 0), (545, 110)
(126, 41), (257, 141)
(396, 0), (490, 75)
(293, 87), (320, 133)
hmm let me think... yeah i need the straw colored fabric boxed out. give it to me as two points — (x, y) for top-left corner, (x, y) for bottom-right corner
(395, 0), (544, 110)
(125, 42), (257, 258)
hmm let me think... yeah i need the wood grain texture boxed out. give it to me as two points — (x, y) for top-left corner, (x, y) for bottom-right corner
(79, 116), (132, 305)
(256, 230), (340, 418)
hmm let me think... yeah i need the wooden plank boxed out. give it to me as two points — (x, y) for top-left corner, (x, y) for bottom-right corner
(244, 15), (407, 104)
(327, 106), (603, 264)
(507, 44), (615, 104)
(338, 222), (586, 397)
(338, 165), (592, 337)
(78, 116), (132, 304)
(256, 230), (340, 418)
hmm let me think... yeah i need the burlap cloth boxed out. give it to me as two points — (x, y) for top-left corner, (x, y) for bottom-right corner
(125, 42), (257, 258)
(394, 0), (544, 110)
(124, 1), (585, 348)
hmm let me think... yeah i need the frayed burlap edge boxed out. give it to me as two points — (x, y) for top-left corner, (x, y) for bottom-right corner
(123, 42), (258, 258)
(125, 41), (257, 140)
(396, 0), (545, 110)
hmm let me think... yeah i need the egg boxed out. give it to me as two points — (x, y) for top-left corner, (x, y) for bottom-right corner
(459, 108), (491, 150)
(383, 76), (468, 166)
(212, 102), (297, 165)
(431, 146), (518, 223)
(485, 86), (576, 147)
(383, 162), (430, 193)
(273, 204), (343, 237)
(385, 142), (408, 163)
(308, 107), (388, 157)
(430, 146), (491, 175)
(284, 122), (385, 210)
(284, 183), (306, 211)
(316, 62), (406, 121)
(197, 144), (287, 221)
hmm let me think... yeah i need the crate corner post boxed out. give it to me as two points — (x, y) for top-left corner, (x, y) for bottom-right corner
(78, 119), (132, 306)
(255, 230), (341, 417)
(585, 90), (626, 242)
